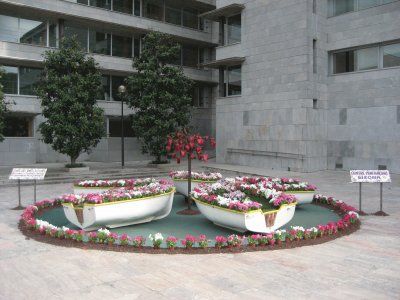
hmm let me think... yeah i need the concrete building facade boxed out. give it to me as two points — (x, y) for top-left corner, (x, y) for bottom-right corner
(1, 0), (400, 173)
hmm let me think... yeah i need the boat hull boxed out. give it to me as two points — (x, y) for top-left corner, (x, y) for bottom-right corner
(62, 190), (175, 231)
(193, 198), (296, 233)
(283, 191), (315, 204)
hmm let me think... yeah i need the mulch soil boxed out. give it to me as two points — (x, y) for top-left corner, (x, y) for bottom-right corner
(19, 203), (361, 255)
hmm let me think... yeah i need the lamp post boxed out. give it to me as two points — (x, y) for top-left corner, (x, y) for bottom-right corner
(118, 85), (126, 168)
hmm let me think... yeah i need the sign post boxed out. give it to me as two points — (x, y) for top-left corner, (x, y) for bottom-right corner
(350, 170), (391, 216)
(9, 168), (47, 210)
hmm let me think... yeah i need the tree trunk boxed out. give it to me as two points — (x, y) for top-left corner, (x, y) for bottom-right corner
(71, 156), (77, 165)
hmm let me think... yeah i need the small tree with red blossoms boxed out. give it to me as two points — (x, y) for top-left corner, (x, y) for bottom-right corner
(166, 129), (216, 212)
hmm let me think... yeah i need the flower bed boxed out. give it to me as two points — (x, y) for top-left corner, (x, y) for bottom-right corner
(73, 178), (158, 194)
(62, 179), (175, 230)
(170, 171), (222, 197)
(19, 194), (360, 253)
(191, 178), (298, 232)
(236, 176), (316, 204)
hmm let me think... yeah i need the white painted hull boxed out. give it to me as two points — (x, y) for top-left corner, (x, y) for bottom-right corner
(73, 186), (116, 195)
(193, 198), (296, 233)
(283, 191), (315, 204)
(62, 191), (175, 231)
(173, 180), (215, 197)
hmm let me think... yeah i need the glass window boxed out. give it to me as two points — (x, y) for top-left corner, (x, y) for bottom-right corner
(77, 0), (88, 4)
(89, 30), (111, 55)
(382, 0), (397, 3)
(89, 0), (111, 10)
(134, 37), (140, 57)
(333, 50), (356, 73)
(227, 65), (241, 96)
(182, 8), (198, 29)
(19, 19), (47, 46)
(330, 0), (354, 16)
(64, 23), (88, 50)
(357, 47), (378, 70)
(112, 34), (132, 58)
(182, 46), (198, 68)
(227, 14), (241, 44)
(99, 75), (111, 100)
(383, 43), (400, 68)
(109, 118), (135, 137)
(1, 66), (18, 94)
(19, 67), (41, 95)
(358, 0), (379, 10)
(49, 23), (57, 47)
(3, 115), (34, 137)
(0, 15), (20, 43)
(143, 0), (164, 21)
(111, 76), (125, 101)
(134, 0), (141, 16)
(166, 1), (182, 26)
(113, 0), (133, 14)
(199, 86), (210, 107)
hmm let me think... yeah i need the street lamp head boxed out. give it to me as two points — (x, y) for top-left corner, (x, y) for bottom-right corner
(118, 85), (126, 94)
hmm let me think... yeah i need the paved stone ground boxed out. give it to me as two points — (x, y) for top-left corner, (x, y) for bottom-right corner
(0, 162), (399, 300)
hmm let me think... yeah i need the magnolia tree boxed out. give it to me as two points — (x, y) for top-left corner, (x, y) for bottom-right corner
(166, 129), (216, 211)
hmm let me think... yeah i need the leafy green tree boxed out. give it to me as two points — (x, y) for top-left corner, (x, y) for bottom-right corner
(125, 31), (193, 163)
(36, 37), (105, 165)
(0, 67), (6, 142)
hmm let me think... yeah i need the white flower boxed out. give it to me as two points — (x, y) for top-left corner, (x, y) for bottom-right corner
(98, 228), (110, 235)
(149, 233), (163, 241)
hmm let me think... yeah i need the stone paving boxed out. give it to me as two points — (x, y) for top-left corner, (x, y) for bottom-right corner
(0, 162), (399, 299)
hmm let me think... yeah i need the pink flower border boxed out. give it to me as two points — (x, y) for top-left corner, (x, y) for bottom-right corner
(20, 194), (360, 251)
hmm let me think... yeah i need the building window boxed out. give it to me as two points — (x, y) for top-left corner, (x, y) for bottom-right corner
(313, 39), (317, 73)
(357, 47), (379, 70)
(89, 0), (111, 10)
(165, 0), (182, 26)
(89, 30), (111, 55)
(100, 75), (111, 101)
(333, 50), (356, 73)
(0, 66), (42, 95)
(332, 42), (400, 74)
(182, 46), (199, 68)
(143, 0), (164, 21)
(134, 0), (141, 16)
(108, 118), (135, 137)
(183, 8), (199, 30)
(112, 34), (132, 58)
(383, 42), (400, 68)
(226, 14), (241, 45)
(1, 66), (18, 94)
(329, 0), (398, 17)
(192, 86), (211, 108)
(3, 115), (34, 137)
(0, 14), (56, 47)
(113, 0), (133, 14)
(227, 65), (241, 96)
(19, 67), (42, 95)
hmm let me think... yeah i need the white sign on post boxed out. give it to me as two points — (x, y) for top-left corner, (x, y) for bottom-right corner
(9, 168), (47, 180)
(350, 170), (391, 183)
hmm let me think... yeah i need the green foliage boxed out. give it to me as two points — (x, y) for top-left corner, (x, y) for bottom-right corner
(0, 66), (6, 142)
(36, 37), (105, 164)
(125, 31), (193, 163)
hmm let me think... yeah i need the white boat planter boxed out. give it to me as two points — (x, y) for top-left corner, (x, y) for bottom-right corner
(62, 189), (175, 231)
(193, 197), (296, 233)
(173, 179), (216, 197)
(283, 191), (315, 205)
